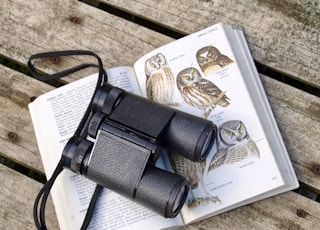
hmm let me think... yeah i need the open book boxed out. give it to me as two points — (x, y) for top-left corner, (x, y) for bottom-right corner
(29, 23), (299, 230)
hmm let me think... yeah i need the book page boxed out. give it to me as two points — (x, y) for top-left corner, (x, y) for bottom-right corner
(225, 26), (298, 188)
(29, 66), (184, 230)
(133, 24), (295, 223)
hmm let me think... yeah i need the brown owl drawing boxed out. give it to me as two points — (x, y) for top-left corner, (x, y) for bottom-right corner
(176, 67), (230, 119)
(144, 53), (176, 106)
(196, 46), (233, 76)
(169, 152), (221, 209)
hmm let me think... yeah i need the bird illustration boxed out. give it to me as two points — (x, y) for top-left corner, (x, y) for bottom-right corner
(169, 152), (221, 209)
(196, 46), (233, 76)
(176, 67), (230, 119)
(208, 120), (260, 172)
(144, 53), (176, 106)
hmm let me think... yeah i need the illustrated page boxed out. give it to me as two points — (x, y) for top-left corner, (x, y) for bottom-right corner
(133, 24), (285, 222)
(29, 66), (184, 230)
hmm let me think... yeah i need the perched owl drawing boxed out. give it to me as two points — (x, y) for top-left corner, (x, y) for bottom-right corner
(176, 67), (230, 119)
(144, 53), (176, 106)
(196, 46), (233, 76)
(208, 120), (260, 172)
(169, 153), (221, 209)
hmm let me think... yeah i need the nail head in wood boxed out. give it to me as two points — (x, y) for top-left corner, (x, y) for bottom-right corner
(70, 16), (82, 24)
(313, 164), (320, 175)
(50, 56), (60, 64)
(8, 132), (18, 141)
(296, 209), (307, 218)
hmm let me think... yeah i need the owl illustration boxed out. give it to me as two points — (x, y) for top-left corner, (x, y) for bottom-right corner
(144, 53), (175, 106)
(176, 67), (230, 119)
(196, 46), (233, 76)
(208, 120), (260, 172)
(169, 153), (221, 209)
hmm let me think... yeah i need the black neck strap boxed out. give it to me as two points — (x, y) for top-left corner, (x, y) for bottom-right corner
(28, 50), (107, 230)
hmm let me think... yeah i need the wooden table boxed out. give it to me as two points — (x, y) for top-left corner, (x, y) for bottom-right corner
(1, 0), (319, 229)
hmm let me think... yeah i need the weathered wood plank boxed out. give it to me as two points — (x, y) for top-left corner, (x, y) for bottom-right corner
(1, 164), (319, 230)
(0, 64), (54, 172)
(102, 0), (320, 87)
(262, 76), (320, 191)
(182, 192), (320, 230)
(0, 0), (173, 82)
(1, 63), (319, 190)
(0, 164), (59, 230)
(0, 67), (319, 229)
(0, 0), (319, 229)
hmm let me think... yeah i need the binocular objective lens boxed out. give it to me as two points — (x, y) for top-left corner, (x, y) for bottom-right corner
(172, 184), (188, 214)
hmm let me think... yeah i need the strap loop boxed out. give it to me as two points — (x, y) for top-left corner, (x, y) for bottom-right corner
(28, 50), (107, 83)
(29, 50), (107, 230)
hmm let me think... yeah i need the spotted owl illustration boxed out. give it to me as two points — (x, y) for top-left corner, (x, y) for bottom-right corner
(169, 153), (221, 209)
(196, 46), (233, 76)
(208, 120), (260, 172)
(176, 67), (230, 119)
(144, 53), (176, 105)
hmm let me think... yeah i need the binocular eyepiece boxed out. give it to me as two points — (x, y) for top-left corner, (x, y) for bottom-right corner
(62, 84), (216, 218)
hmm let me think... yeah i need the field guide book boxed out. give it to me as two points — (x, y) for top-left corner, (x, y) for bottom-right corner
(29, 23), (299, 230)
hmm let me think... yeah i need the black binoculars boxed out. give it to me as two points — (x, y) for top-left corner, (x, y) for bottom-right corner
(62, 83), (216, 218)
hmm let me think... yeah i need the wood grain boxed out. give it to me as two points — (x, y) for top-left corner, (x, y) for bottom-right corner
(0, 0), (173, 82)
(182, 192), (320, 230)
(0, 65), (54, 172)
(1, 162), (319, 230)
(0, 164), (59, 230)
(262, 76), (320, 191)
(102, 0), (320, 87)
(1, 63), (319, 190)
(0, 0), (319, 229)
